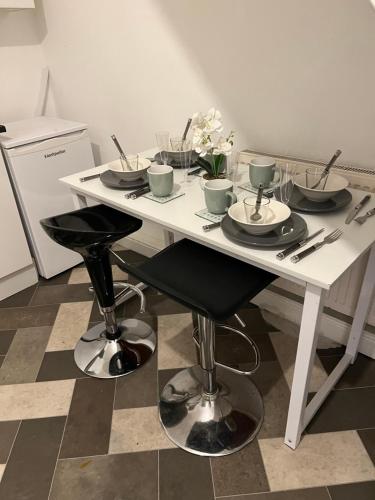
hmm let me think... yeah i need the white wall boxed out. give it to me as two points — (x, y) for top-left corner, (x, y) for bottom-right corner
(0, 8), (55, 121)
(37, 0), (375, 169)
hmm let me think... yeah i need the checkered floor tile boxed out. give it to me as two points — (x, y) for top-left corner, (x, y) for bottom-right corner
(0, 248), (374, 500)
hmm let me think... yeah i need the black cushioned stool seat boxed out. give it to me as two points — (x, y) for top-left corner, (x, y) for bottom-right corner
(120, 238), (275, 320)
(117, 237), (276, 457)
(40, 204), (156, 379)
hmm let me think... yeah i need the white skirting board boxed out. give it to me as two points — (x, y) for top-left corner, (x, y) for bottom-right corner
(252, 288), (375, 360)
(0, 264), (38, 301)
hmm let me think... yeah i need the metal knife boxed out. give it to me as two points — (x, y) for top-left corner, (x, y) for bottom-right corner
(80, 173), (101, 182)
(276, 228), (325, 260)
(345, 194), (371, 224)
(188, 167), (203, 176)
(354, 207), (375, 225)
(129, 187), (150, 199)
(202, 221), (221, 232)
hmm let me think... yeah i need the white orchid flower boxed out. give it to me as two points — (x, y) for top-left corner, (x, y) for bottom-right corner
(191, 108), (234, 158)
(212, 137), (233, 156)
(203, 108), (223, 134)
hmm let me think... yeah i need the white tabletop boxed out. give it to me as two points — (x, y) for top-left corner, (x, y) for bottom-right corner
(60, 149), (375, 290)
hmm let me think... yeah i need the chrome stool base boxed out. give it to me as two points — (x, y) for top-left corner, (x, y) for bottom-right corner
(159, 365), (264, 456)
(74, 318), (156, 379)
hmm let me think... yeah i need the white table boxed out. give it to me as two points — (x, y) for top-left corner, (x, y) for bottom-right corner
(61, 151), (375, 449)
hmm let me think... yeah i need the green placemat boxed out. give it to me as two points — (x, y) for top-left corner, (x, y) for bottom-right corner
(195, 208), (225, 223)
(143, 191), (185, 204)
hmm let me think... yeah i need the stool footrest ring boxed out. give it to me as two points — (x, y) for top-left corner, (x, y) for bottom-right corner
(192, 323), (260, 376)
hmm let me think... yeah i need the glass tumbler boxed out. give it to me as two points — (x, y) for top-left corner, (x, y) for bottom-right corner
(243, 196), (270, 223)
(179, 139), (193, 184)
(155, 131), (170, 165)
(274, 163), (296, 204)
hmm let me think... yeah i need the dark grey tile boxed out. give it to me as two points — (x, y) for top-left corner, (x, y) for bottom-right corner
(0, 329), (15, 355)
(158, 368), (180, 395)
(220, 487), (330, 499)
(211, 440), (269, 496)
(0, 304), (59, 330)
(0, 420), (20, 462)
(159, 448), (214, 500)
(50, 451), (158, 500)
(59, 377), (115, 458)
(320, 353), (375, 389)
(215, 331), (276, 369)
(358, 428), (375, 465)
(0, 416), (65, 500)
(307, 387), (375, 434)
(0, 285), (37, 308)
(317, 345), (346, 357)
(0, 326), (52, 385)
(37, 350), (88, 382)
(38, 269), (72, 286)
(251, 360), (291, 439)
(226, 304), (276, 335)
(126, 293), (190, 317)
(111, 248), (146, 266)
(30, 283), (93, 306)
(114, 354), (157, 409)
(328, 481), (375, 500)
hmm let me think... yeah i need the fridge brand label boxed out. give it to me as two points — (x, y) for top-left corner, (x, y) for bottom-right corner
(44, 149), (66, 159)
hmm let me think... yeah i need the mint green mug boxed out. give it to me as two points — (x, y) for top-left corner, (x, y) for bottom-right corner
(249, 156), (279, 188)
(147, 165), (174, 197)
(204, 179), (237, 214)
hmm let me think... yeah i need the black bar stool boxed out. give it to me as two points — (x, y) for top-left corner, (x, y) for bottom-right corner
(40, 204), (156, 379)
(115, 238), (275, 456)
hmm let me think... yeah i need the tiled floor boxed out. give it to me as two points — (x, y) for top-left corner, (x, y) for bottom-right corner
(0, 248), (374, 499)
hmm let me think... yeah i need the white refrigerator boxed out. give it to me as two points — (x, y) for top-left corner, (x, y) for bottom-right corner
(0, 116), (95, 278)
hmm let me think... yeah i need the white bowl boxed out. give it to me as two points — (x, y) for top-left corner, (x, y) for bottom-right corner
(108, 156), (151, 181)
(228, 200), (291, 235)
(294, 172), (348, 203)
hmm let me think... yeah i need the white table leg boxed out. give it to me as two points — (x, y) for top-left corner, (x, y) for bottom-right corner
(71, 190), (88, 209)
(345, 243), (375, 363)
(284, 283), (326, 449)
(163, 229), (175, 247)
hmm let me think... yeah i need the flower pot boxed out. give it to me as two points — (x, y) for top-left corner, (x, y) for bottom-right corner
(202, 172), (226, 180)
(196, 155), (227, 179)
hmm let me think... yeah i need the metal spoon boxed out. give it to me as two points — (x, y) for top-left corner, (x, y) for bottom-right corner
(250, 184), (264, 221)
(111, 134), (133, 171)
(182, 118), (192, 142)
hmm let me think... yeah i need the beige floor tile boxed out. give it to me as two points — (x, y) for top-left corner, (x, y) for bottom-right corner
(259, 431), (375, 491)
(68, 265), (128, 284)
(157, 313), (197, 369)
(109, 406), (175, 453)
(0, 464), (5, 482)
(270, 332), (328, 393)
(0, 380), (75, 421)
(46, 302), (92, 351)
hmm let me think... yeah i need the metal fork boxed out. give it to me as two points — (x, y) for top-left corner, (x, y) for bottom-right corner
(355, 207), (375, 225)
(291, 228), (343, 263)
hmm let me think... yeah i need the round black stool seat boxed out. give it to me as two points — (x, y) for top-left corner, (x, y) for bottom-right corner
(40, 204), (142, 253)
(40, 204), (156, 379)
